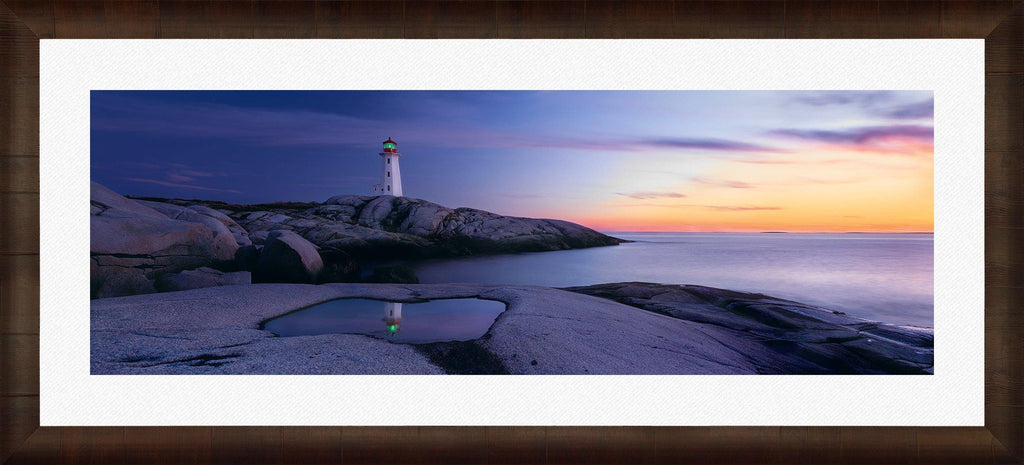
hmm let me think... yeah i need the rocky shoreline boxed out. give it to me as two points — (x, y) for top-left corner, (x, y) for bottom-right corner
(91, 282), (933, 375)
(91, 182), (623, 299)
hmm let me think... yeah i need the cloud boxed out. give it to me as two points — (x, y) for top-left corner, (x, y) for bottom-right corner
(768, 125), (933, 145)
(701, 205), (782, 211)
(876, 100), (933, 119)
(616, 191), (687, 200)
(641, 138), (783, 153)
(792, 91), (894, 107)
(92, 94), (785, 155)
(734, 158), (851, 166)
(121, 177), (242, 194)
(790, 91), (933, 121)
(691, 177), (753, 189)
(165, 173), (193, 183)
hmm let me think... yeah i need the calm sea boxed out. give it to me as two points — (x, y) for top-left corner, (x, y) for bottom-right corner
(399, 233), (934, 327)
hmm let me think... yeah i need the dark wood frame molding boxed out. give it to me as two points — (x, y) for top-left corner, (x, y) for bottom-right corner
(1, 1), (1021, 463)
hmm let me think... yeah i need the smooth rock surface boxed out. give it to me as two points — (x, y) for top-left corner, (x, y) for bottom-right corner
(565, 282), (934, 374)
(92, 282), (932, 375)
(155, 267), (251, 292)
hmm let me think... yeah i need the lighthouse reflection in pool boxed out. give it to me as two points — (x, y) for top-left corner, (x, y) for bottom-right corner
(262, 298), (507, 344)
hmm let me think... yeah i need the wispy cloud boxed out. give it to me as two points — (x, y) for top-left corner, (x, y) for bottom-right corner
(93, 95), (785, 155)
(609, 202), (782, 212)
(734, 158), (851, 166)
(702, 205), (782, 211)
(640, 138), (783, 153)
(121, 177), (242, 194)
(789, 91), (933, 121)
(792, 91), (894, 107)
(691, 177), (753, 189)
(616, 191), (687, 200)
(768, 125), (933, 146)
(877, 100), (933, 119)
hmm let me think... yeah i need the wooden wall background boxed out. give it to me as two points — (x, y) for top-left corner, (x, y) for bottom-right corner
(0, 1), (1021, 464)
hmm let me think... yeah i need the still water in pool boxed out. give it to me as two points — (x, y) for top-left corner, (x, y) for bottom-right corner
(261, 298), (507, 344)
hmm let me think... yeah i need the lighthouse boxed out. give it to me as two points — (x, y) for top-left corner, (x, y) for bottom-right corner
(372, 137), (403, 197)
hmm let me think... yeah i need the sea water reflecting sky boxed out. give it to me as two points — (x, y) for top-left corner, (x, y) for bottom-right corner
(400, 233), (933, 327)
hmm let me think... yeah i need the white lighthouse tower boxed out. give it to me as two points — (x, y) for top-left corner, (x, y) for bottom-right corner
(372, 137), (403, 197)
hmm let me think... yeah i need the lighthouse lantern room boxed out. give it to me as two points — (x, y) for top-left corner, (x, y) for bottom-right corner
(372, 137), (403, 197)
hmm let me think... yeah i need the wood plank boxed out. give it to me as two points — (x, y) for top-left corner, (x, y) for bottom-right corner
(672, 0), (710, 38)
(986, 227), (1024, 271)
(0, 76), (39, 158)
(340, 426), (421, 464)
(496, 1), (585, 38)
(59, 427), (127, 465)
(986, 287), (1024, 328)
(0, 193), (39, 254)
(986, 74), (1024, 153)
(785, 0), (880, 38)
(313, 1), (404, 39)
(986, 405), (1024, 459)
(278, 427), (342, 464)
(941, 0), (1017, 37)
(0, 254), (39, 335)
(986, 150), (1024, 233)
(4, 427), (60, 465)
(53, 1), (159, 38)
(254, 0), (315, 39)
(778, 427), (842, 464)
(0, 156), (38, 193)
(706, 0), (785, 38)
(158, 0), (254, 38)
(986, 355), (1023, 407)
(210, 426), (283, 465)
(403, 1), (497, 39)
(656, 427), (782, 464)
(916, 428), (997, 464)
(987, 327), (1024, 364)
(0, 395), (38, 464)
(1, 0), (55, 39)
(878, 0), (942, 38)
(0, 2), (39, 78)
(583, 1), (676, 38)
(417, 427), (488, 465)
(839, 427), (918, 465)
(985, 5), (1023, 74)
(124, 427), (212, 465)
(485, 426), (546, 465)
(546, 427), (655, 464)
(0, 334), (37, 395)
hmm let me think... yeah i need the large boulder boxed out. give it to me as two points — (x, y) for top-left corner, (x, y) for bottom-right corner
(186, 204), (252, 247)
(136, 200), (239, 261)
(254, 230), (324, 283)
(91, 183), (227, 299)
(155, 267), (251, 292)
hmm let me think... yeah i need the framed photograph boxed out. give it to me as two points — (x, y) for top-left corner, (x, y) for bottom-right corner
(2, 1), (1022, 464)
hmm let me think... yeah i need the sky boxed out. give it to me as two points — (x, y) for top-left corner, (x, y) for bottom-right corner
(91, 90), (933, 233)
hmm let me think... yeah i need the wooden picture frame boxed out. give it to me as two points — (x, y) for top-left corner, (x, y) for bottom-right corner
(1, 1), (1021, 463)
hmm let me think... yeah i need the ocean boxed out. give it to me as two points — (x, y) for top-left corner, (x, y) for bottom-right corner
(399, 232), (934, 327)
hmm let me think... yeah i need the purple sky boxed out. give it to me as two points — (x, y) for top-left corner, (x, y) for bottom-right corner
(91, 90), (933, 232)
